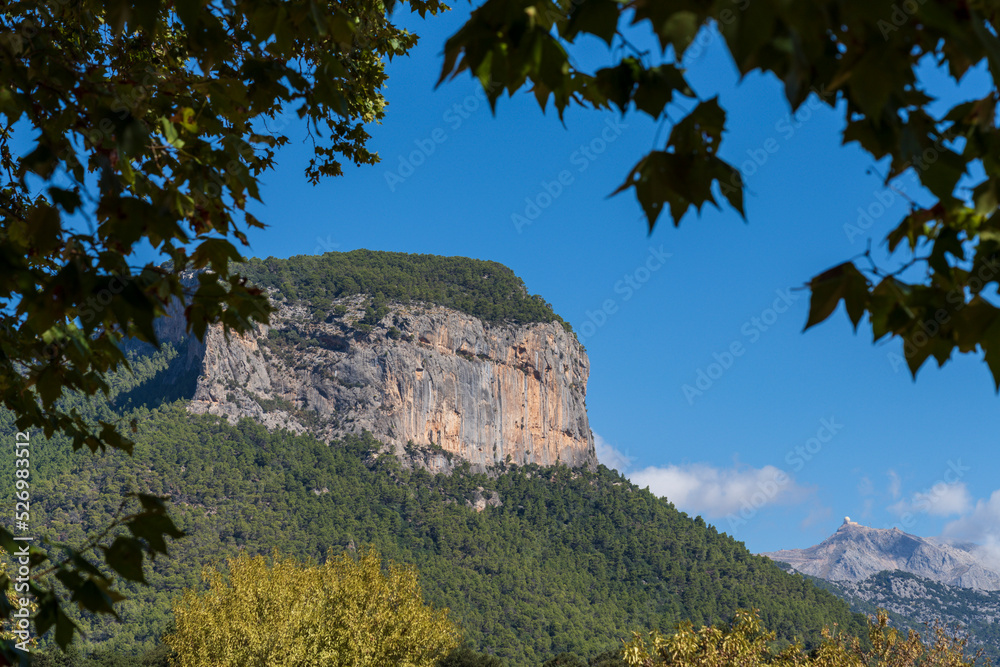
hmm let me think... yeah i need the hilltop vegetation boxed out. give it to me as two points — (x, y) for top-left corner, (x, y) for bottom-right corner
(236, 250), (571, 329)
(2, 347), (865, 665)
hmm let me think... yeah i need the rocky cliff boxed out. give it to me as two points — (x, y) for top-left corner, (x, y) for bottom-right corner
(830, 570), (1000, 628)
(781, 569), (1000, 661)
(763, 518), (1000, 590)
(156, 291), (596, 472)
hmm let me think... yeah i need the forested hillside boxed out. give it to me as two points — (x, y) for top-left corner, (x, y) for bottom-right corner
(0, 342), (866, 665)
(236, 250), (571, 327)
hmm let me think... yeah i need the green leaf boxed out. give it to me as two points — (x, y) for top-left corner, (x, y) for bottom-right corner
(903, 331), (936, 376)
(805, 263), (870, 331)
(710, 157), (744, 218)
(118, 117), (149, 157)
(983, 316), (1000, 391)
(565, 0), (620, 46)
(309, 0), (328, 36)
(49, 186), (81, 214)
(847, 50), (893, 120)
(21, 143), (58, 178)
(132, 0), (163, 35)
(928, 226), (964, 276)
(103, 537), (147, 584)
(633, 65), (689, 119)
(35, 596), (80, 648)
(595, 59), (640, 112)
(667, 99), (726, 155)
(127, 513), (185, 555)
(105, 0), (131, 33)
(34, 364), (64, 408)
(134, 493), (170, 513)
(952, 299), (997, 353)
(656, 10), (700, 58)
(73, 578), (124, 616)
(887, 209), (935, 253)
(56, 568), (84, 594)
(191, 238), (244, 271)
(159, 118), (184, 148)
(611, 151), (679, 229)
(176, 107), (198, 133)
(970, 10), (1000, 84)
(920, 151), (966, 201)
(973, 179), (998, 216)
(869, 277), (908, 341)
(536, 34), (571, 93)
(26, 203), (61, 253)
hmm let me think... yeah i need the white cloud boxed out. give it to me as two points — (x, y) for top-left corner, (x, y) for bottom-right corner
(628, 462), (811, 518)
(887, 470), (901, 500)
(971, 539), (1000, 572)
(943, 490), (1000, 541)
(941, 490), (1000, 570)
(593, 433), (632, 473)
(918, 483), (973, 516)
(890, 481), (972, 517)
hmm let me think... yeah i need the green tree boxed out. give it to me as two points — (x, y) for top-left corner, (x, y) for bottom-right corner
(165, 547), (460, 667)
(439, 645), (507, 667)
(543, 654), (588, 667)
(439, 0), (1000, 387)
(0, 0), (443, 653)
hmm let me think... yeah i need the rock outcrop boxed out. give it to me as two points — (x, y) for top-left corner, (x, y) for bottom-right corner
(763, 519), (1000, 590)
(156, 294), (596, 471)
(832, 570), (1000, 627)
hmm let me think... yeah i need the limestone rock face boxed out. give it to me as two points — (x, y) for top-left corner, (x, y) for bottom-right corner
(157, 295), (596, 471)
(763, 520), (1000, 591)
(826, 570), (1000, 638)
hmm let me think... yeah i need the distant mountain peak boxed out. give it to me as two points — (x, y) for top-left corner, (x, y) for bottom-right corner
(763, 523), (1000, 591)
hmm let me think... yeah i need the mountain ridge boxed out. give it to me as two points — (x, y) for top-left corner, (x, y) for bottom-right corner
(763, 518), (1000, 590)
(9, 251), (873, 664)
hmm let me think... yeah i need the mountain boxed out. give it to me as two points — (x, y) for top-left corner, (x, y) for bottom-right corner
(789, 570), (1000, 662)
(14, 409), (869, 665)
(154, 250), (595, 471)
(763, 518), (1000, 590)
(8, 251), (870, 665)
(765, 519), (1000, 662)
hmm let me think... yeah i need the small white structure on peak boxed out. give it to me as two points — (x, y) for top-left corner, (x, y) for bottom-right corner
(843, 516), (858, 526)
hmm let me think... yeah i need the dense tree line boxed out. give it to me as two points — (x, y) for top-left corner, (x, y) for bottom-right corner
(1, 345), (866, 665)
(236, 250), (572, 329)
(621, 609), (985, 667)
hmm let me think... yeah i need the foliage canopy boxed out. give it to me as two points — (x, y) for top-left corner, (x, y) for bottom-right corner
(0, 0), (443, 654)
(4, 346), (866, 665)
(238, 249), (570, 327)
(439, 0), (1000, 387)
(165, 548), (460, 667)
(622, 609), (986, 667)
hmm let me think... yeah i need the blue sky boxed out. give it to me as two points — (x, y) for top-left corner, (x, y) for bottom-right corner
(218, 7), (1000, 555)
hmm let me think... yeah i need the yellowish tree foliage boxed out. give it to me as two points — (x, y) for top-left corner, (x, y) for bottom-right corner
(622, 610), (987, 667)
(0, 560), (36, 652)
(165, 548), (460, 667)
